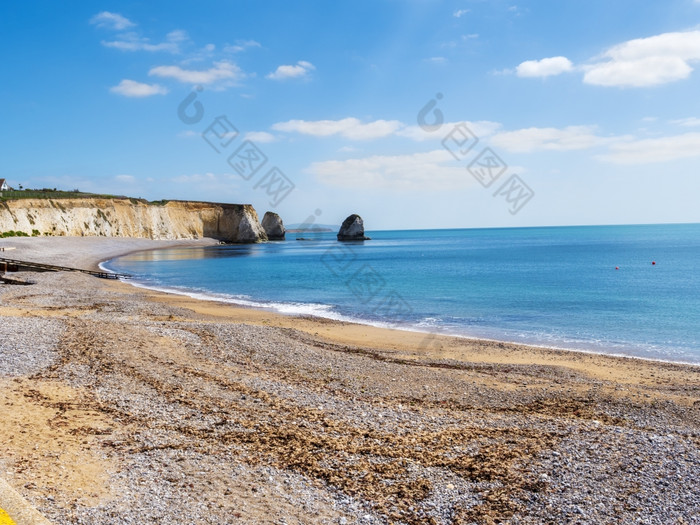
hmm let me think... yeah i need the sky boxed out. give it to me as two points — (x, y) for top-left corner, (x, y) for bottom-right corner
(2, 0), (700, 230)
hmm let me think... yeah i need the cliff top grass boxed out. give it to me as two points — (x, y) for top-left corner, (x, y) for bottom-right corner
(0, 188), (168, 205)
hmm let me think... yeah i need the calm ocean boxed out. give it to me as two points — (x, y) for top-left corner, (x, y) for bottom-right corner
(105, 224), (700, 364)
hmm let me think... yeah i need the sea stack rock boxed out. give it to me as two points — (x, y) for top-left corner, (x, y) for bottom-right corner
(261, 211), (285, 240)
(337, 214), (370, 241)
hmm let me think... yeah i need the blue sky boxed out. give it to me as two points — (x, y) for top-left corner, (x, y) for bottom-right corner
(2, 0), (700, 229)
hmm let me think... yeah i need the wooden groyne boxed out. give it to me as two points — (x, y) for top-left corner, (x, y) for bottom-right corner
(0, 257), (128, 280)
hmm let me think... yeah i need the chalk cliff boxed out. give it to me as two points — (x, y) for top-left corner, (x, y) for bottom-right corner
(0, 198), (268, 242)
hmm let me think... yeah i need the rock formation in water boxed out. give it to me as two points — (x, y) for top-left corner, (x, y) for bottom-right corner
(337, 214), (370, 241)
(261, 211), (285, 240)
(0, 198), (268, 243)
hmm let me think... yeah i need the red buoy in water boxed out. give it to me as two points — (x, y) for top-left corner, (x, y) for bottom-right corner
(652, 261), (656, 265)
(615, 266), (619, 270)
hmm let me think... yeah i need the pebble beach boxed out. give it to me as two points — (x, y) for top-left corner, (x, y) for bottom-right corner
(1, 238), (699, 524)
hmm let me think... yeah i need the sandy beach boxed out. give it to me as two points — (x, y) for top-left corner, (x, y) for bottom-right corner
(1, 237), (698, 524)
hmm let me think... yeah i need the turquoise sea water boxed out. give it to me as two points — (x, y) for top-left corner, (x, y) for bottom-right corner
(105, 224), (700, 364)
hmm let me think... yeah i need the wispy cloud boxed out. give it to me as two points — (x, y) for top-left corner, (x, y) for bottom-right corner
(441, 33), (479, 49)
(453, 9), (469, 18)
(598, 132), (700, 164)
(102, 30), (188, 53)
(184, 129), (239, 140)
(670, 117), (700, 127)
(583, 30), (700, 87)
(110, 79), (168, 97)
(516, 56), (573, 78)
(173, 172), (221, 183)
(224, 40), (261, 53)
(267, 61), (315, 80)
(490, 125), (608, 153)
(244, 131), (277, 143)
(169, 172), (242, 193)
(90, 11), (135, 31)
(271, 117), (501, 143)
(397, 121), (501, 141)
(310, 150), (474, 190)
(272, 118), (402, 140)
(149, 60), (243, 86)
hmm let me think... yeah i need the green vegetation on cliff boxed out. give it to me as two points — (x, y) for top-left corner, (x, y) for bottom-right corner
(0, 188), (169, 205)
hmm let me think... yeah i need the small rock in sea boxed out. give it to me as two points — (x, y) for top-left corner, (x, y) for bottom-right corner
(261, 211), (285, 240)
(337, 214), (370, 241)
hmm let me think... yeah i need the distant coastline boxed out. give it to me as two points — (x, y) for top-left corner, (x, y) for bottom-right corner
(286, 228), (334, 233)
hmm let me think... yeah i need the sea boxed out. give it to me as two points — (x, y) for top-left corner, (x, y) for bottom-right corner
(104, 223), (700, 365)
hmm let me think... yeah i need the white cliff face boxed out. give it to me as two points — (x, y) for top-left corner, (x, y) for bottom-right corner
(261, 211), (285, 240)
(0, 198), (267, 242)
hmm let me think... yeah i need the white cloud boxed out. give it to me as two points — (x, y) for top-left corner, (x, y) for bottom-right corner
(397, 121), (501, 141)
(149, 60), (243, 85)
(425, 56), (448, 64)
(598, 132), (700, 164)
(516, 56), (573, 78)
(583, 31), (700, 87)
(224, 40), (261, 53)
(453, 9), (469, 18)
(585, 56), (691, 87)
(110, 79), (168, 97)
(309, 150), (474, 190)
(270, 117), (501, 143)
(267, 61), (315, 80)
(490, 125), (605, 152)
(670, 117), (700, 127)
(102, 29), (188, 53)
(272, 118), (402, 140)
(90, 11), (135, 31)
(114, 174), (135, 183)
(244, 131), (277, 143)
